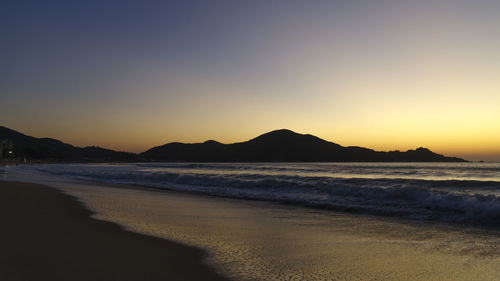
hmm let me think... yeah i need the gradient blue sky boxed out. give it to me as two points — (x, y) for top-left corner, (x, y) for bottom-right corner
(1, 0), (499, 160)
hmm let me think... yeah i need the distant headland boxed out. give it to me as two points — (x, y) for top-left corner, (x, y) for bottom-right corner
(0, 126), (466, 163)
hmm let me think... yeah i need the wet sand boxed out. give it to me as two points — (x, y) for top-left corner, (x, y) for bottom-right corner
(63, 183), (500, 281)
(0, 180), (230, 281)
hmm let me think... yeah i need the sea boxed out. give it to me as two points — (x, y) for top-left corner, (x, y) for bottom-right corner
(15, 162), (500, 227)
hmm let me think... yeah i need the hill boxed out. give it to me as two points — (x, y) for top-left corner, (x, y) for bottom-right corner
(0, 126), (136, 162)
(1, 126), (466, 162)
(141, 129), (466, 162)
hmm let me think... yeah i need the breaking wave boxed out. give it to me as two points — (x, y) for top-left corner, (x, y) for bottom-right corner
(24, 162), (500, 226)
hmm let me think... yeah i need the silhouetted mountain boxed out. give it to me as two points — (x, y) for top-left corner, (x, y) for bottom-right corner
(1, 126), (466, 162)
(141, 129), (467, 162)
(0, 126), (136, 162)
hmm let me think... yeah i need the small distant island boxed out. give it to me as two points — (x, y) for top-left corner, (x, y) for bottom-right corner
(0, 126), (466, 163)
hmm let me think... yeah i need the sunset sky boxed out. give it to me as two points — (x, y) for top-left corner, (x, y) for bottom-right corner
(1, 0), (499, 160)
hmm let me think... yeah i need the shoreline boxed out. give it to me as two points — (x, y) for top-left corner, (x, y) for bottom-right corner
(2, 167), (500, 280)
(0, 180), (231, 281)
(14, 162), (500, 230)
(54, 178), (500, 281)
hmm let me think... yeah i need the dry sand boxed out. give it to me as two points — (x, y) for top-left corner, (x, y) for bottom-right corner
(0, 180), (230, 281)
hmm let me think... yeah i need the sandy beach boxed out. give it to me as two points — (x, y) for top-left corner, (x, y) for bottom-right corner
(0, 180), (230, 281)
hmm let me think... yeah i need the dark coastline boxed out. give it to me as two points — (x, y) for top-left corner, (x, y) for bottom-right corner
(1, 126), (466, 163)
(0, 180), (230, 281)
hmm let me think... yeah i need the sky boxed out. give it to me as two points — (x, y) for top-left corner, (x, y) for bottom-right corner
(1, 0), (499, 160)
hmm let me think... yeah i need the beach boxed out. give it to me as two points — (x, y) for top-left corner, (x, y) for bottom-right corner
(0, 180), (230, 281)
(2, 165), (500, 280)
(4, 1), (499, 279)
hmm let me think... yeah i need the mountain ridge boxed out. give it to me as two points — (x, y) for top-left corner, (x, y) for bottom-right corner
(1, 126), (467, 162)
(0, 126), (136, 162)
(141, 129), (466, 162)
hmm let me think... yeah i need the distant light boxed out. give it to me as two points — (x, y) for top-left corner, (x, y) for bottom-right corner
(8, 151), (12, 154)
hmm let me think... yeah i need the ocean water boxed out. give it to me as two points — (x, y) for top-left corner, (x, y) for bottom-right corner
(20, 162), (500, 227)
